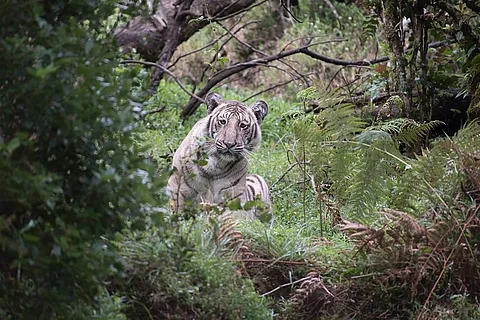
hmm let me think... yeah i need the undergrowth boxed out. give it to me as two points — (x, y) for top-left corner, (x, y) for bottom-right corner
(133, 81), (480, 318)
(113, 2), (479, 318)
(113, 216), (273, 320)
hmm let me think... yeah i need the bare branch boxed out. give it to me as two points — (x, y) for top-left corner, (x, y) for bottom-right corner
(281, 37), (347, 53)
(180, 39), (455, 118)
(243, 72), (317, 102)
(323, 0), (340, 19)
(212, 0), (269, 21)
(216, 20), (266, 56)
(168, 30), (230, 69)
(216, 21), (310, 86)
(300, 48), (387, 66)
(261, 275), (313, 297)
(301, 39), (454, 67)
(120, 59), (204, 103)
(142, 106), (166, 116)
(181, 42), (324, 118)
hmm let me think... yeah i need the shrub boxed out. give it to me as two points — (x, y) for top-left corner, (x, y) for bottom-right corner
(115, 218), (273, 320)
(0, 1), (163, 318)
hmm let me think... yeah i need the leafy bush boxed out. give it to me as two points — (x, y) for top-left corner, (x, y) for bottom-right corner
(0, 1), (164, 318)
(115, 217), (273, 320)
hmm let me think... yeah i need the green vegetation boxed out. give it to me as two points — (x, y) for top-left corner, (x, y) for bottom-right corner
(0, 0), (162, 318)
(2, 0), (479, 319)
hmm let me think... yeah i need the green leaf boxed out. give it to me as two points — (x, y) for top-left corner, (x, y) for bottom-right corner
(243, 200), (257, 211)
(194, 159), (208, 166)
(7, 137), (20, 155)
(27, 64), (59, 79)
(227, 199), (242, 211)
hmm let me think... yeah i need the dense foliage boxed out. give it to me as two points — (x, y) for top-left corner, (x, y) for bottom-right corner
(0, 1), (163, 318)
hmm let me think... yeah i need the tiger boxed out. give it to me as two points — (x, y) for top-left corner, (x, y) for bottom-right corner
(167, 92), (271, 220)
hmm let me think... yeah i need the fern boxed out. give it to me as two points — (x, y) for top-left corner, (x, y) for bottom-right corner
(345, 140), (397, 219)
(368, 118), (444, 148)
(293, 90), (407, 221)
(389, 144), (457, 213)
(388, 123), (480, 213)
(361, 14), (379, 43)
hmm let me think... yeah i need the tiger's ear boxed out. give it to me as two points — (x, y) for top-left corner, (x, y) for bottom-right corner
(250, 100), (268, 124)
(204, 92), (224, 114)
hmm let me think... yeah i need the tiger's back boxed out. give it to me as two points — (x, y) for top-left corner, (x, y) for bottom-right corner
(167, 92), (271, 219)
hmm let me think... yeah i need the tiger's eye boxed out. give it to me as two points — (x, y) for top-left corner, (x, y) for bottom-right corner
(239, 122), (249, 129)
(218, 119), (227, 125)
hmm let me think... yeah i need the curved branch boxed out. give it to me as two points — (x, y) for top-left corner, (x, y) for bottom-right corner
(212, 0), (269, 21)
(181, 42), (323, 118)
(300, 48), (388, 66)
(180, 39), (455, 118)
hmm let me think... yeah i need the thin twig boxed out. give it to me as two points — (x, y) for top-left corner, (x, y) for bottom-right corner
(281, 37), (347, 52)
(231, 258), (309, 265)
(216, 21), (266, 56)
(261, 275), (313, 297)
(323, 0), (340, 19)
(198, 20), (259, 86)
(271, 161), (310, 189)
(120, 59), (204, 103)
(300, 39), (454, 66)
(142, 106), (166, 116)
(243, 72), (316, 101)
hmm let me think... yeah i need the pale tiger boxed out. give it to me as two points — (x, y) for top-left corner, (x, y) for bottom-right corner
(167, 92), (271, 219)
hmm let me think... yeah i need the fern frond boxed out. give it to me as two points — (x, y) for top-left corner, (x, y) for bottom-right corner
(217, 215), (254, 259)
(316, 102), (368, 140)
(361, 14), (379, 42)
(390, 141), (459, 214)
(338, 219), (380, 241)
(342, 136), (402, 219)
(369, 118), (444, 147)
(397, 119), (444, 147)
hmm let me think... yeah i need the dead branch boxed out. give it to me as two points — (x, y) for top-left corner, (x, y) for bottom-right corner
(300, 48), (389, 66)
(281, 36), (347, 52)
(271, 161), (310, 190)
(232, 258), (310, 265)
(261, 275), (313, 297)
(215, 20), (309, 86)
(179, 38), (455, 118)
(181, 41), (338, 118)
(142, 106), (167, 116)
(216, 20), (266, 56)
(243, 72), (317, 102)
(323, 0), (340, 19)
(120, 60), (204, 104)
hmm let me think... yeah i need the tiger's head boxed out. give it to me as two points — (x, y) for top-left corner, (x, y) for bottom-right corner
(204, 92), (268, 161)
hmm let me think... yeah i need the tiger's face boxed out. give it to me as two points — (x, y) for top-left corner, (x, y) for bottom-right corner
(204, 93), (268, 161)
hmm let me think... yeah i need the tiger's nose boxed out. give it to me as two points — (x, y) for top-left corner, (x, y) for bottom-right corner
(224, 141), (237, 149)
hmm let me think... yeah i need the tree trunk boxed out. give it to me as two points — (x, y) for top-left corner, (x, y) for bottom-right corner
(383, 0), (411, 117)
(115, 0), (257, 88)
